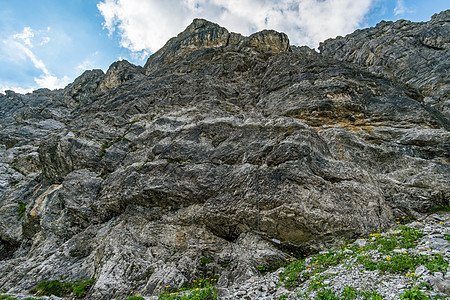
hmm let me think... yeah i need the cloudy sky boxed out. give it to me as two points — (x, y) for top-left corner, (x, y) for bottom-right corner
(0, 0), (448, 94)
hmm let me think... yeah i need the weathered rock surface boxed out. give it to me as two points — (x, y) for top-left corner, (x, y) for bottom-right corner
(319, 10), (450, 117)
(0, 13), (449, 300)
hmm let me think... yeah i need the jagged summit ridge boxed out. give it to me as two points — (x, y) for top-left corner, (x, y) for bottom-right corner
(144, 18), (289, 74)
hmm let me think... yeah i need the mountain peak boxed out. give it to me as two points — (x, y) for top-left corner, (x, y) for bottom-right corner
(144, 19), (289, 74)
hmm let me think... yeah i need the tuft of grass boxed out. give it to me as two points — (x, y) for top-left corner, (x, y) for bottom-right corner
(315, 289), (339, 300)
(100, 142), (114, 157)
(398, 226), (423, 248)
(399, 287), (427, 300)
(358, 253), (448, 274)
(342, 286), (357, 300)
(360, 291), (384, 300)
(0, 295), (18, 300)
(157, 279), (217, 300)
(31, 280), (73, 297)
(30, 279), (95, 298)
(280, 259), (307, 289)
(427, 206), (450, 214)
(16, 201), (27, 221)
(73, 279), (95, 297)
(200, 257), (213, 265)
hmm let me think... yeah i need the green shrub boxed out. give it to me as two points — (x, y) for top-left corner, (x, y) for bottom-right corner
(315, 289), (339, 300)
(72, 279), (95, 297)
(427, 206), (450, 214)
(360, 291), (384, 300)
(358, 253), (448, 274)
(0, 295), (18, 300)
(399, 287), (427, 300)
(280, 259), (306, 288)
(31, 279), (95, 298)
(398, 226), (423, 248)
(16, 201), (27, 220)
(342, 286), (357, 299)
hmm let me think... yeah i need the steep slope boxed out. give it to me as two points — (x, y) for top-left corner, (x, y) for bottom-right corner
(319, 10), (450, 117)
(0, 17), (448, 299)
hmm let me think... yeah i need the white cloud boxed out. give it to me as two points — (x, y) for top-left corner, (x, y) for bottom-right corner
(1, 27), (69, 93)
(394, 0), (413, 16)
(13, 27), (35, 47)
(34, 74), (70, 90)
(0, 84), (35, 95)
(98, 0), (375, 53)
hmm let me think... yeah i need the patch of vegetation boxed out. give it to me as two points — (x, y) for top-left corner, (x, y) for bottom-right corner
(0, 295), (18, 300)
(73, 279), (95, 297)
(284, 130), (294, 137)
(280, 259), (307, 288)
(100, 142), (114, 157)
(427, 206), (450, 214)
(341, 286), (357, 300)
(31, 280), (73, 297)
(398, 226), (423, 248)
(315, 252), (346, 267)
(308, 274), (329, 291)
(200, 257), (213, 265)
(357, 253), (448, 274)
(360, 291), (384, 300)
(16, 201), (27, 220)
(157, 279), (217, 300)
(445, 234), (450, 242)
(30, 279), (95, 298)
(315, 289), (339, 300)
(129, 119), (140, 125)
(399, 287), (427, 300)
(124, 296), (145, 300)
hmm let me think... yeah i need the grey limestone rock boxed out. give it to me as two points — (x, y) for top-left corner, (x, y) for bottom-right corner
(0, 14), (449, 299)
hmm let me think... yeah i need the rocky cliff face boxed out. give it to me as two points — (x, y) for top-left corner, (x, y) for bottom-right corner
(0, 15), (449, 299)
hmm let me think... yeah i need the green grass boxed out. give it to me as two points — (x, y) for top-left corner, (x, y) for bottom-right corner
(398, 226), (423, 248)
(357, 253), (448, 274)
(341, 286), (357, 300)
(280, 259), (307, 288)
(360, 291), (384, 300)
(0, 295), (18, 300)
(427, 206), (450, 214)
(315, 289), (339, 300)
(16, 201), (27, 221)
(30, 279), (95, 298)
(157, 280), (217, 300)
(399, 287), (428, 300)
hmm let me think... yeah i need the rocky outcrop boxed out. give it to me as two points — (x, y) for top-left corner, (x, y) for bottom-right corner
(319, 10), (450, 117)
(0, 14), (449, 300)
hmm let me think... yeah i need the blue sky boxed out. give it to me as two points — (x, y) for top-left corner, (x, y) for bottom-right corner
(0, 0), (448, 93)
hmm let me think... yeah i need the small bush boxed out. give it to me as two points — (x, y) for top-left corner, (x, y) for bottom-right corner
(360, 291), (384, 300)
(342, 286), (357, 299)
(16, 202), (27, 220)
(399, 287), (427, 300)
(427, 206), (450, 214)
(31, 280), (72, 297)
(31, 279), (95, 298)
(73, 279), (95, 297)
(315, 289), (339, 300)
(0, 295), (18, 300)
(280, 259), (306, 288)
